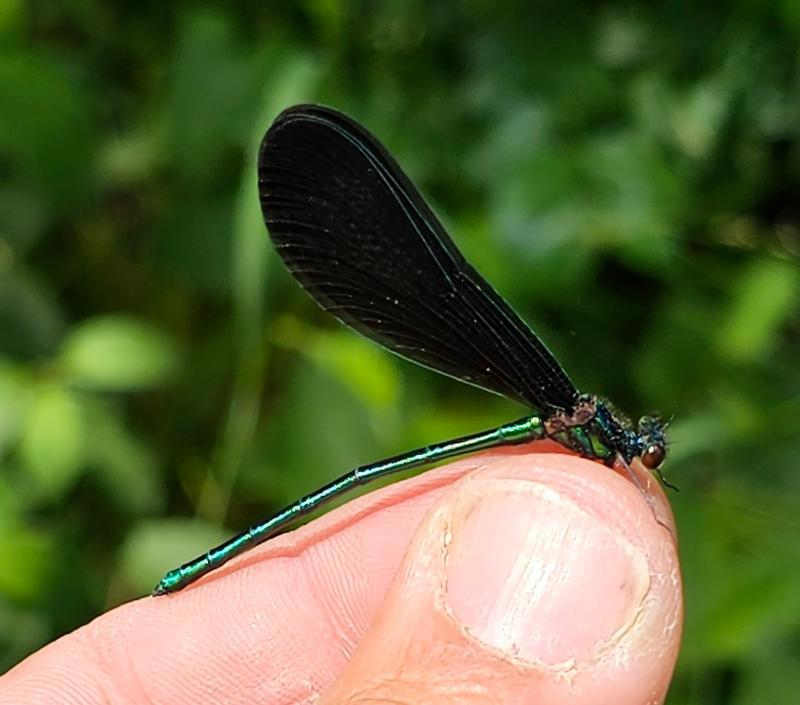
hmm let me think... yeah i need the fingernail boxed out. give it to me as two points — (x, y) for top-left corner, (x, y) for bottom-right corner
(445, 479), (650, 664)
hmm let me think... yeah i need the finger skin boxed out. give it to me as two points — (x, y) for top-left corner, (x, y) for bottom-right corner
(321, 454), (681, 705)
(0, 446), (681, 705)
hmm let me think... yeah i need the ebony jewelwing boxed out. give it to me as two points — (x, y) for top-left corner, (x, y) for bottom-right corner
(154, 104), (668, 595)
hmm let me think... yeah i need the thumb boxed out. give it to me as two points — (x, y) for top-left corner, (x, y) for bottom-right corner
(318, 452), (682, 705)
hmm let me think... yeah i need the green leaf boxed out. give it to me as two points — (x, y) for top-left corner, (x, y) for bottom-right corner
(0, 0), (23, 35)
(18, 382), (85, 498)
(309, 329), (400, 411)
(717, 257), (798, 364)
(0, 271), (64, 358)
(0, 360), (30, 454)
(0, 602), (49, 669)
(0, 522), (54, 601)
(84, 401), (164, 515)
(60, 316), (178, 391)
(272, 317), (400, 411)
(0, 182), (48, 252)
(670, 76), (732, 158)
(0, 49), (94, 213)
(250, 359), (381, 506)
(738, 649), (800, 705)
(167, 9), (256, 177)
(98, 124), (162, 186)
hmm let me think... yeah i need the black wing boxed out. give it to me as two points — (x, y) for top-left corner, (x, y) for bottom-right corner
(258, 104), (579, 413)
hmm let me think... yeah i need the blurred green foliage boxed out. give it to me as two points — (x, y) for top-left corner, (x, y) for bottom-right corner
(0, 2), (798, 702)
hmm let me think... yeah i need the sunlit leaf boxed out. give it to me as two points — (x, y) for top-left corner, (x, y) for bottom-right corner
(671, 77), (732, 158)
(0, 0), (23, 35)
(309, 330), (400, 411)
(99, 125), (162, 186)
(60, 316), (179, 391)
(18, 382), (85, 498)
(717, 257), (798, 364)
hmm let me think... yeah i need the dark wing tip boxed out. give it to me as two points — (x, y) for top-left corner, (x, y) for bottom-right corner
(259, 104), (355, 169)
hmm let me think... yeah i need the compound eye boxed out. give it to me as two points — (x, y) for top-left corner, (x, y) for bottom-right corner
(641, 443), (666, 469)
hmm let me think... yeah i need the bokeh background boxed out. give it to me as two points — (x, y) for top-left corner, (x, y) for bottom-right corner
(1, 2), (799, 702)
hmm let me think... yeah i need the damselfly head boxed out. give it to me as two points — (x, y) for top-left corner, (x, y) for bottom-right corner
(636, 415), (667, 469)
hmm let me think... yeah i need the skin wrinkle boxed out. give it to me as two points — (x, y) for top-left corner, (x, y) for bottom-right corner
(344, 663), (503, 705)
(62, 627), (133, 705)
(61, 648), (126, 705)
(300, 545), (359, 655)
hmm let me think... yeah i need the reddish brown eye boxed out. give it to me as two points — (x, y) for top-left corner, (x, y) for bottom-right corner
(641, 444), (666, 469)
